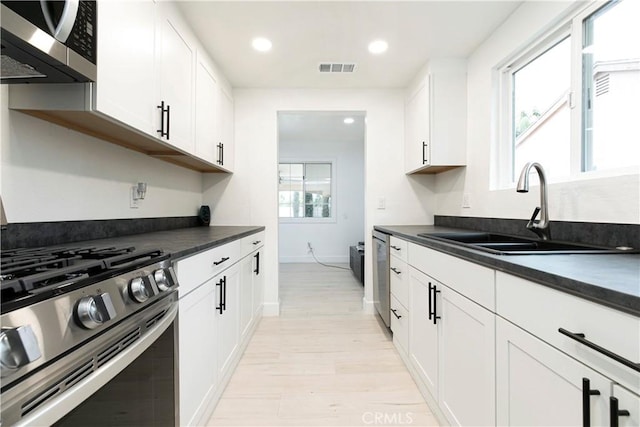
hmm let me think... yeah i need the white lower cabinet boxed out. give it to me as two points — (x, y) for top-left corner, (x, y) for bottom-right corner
(178, 278), (218, 427)
(176, 231), (264, 426)
(216, 263), (241, 377)
(252, 248), (265, 318)
(409, 266), (439, 395)
(408, 264), (494, 426)
(439, 283), (495, 426)
(612, 385), (640, 427)
(393, 236), (638, 427)
(496, 316), (610, 426)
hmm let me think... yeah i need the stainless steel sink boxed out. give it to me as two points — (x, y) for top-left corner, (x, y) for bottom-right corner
(418, 232), (637, 255)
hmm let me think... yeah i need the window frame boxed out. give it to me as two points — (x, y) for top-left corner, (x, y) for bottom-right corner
(278, 159), (337, 224)
(494, 0), (636, 189)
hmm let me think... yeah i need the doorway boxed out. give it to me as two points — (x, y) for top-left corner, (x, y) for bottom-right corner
(277, 111), (366, 303)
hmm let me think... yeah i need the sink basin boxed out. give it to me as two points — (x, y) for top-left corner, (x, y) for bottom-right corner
(418, 232), (637, 255)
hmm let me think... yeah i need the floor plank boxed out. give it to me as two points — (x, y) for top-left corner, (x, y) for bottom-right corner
(206, 263), (439, 426)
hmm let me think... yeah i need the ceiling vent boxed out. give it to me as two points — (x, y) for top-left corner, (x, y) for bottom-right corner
(319, 63), (356, 73)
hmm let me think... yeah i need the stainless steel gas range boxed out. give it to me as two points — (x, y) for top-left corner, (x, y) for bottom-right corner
(0, 245), (180, 426)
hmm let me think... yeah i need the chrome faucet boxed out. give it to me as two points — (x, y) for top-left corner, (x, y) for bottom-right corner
(516, 162), (551, 240)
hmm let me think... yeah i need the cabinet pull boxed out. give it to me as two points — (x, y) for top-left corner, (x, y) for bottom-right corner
(558, 328), (640, 372)
(215, 278), (224, 314)
(610, 397), (630, 427)
(428, 283), (441, 324)
(213, 256), (230, 266)
(422, 141), (428, 165)
(391, 308), (402, 320)
(222, 276), (227, 312)
(428, 282), (433, 320)
(390, 245), (401, 251)
(254, 252), (260, 275)
(217, 142), (224, 165)
(582, 378), (601, 427)
(252, 240), (262, 245)
(166, 104), (170, 140)
(390, 267), (401, 275)
(157, 101), (169, 139)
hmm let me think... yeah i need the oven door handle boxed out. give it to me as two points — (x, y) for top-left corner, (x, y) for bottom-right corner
(15, 302), (178, 427)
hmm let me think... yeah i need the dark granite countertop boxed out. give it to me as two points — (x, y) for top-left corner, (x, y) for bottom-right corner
(374, 225), (640, 317)
(52, 225), (265, 261)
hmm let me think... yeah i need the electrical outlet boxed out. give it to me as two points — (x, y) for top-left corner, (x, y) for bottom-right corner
(130, 187), (140, 209)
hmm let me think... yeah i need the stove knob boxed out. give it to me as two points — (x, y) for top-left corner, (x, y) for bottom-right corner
(154, 269), (170, 292)
(75, 293), (117, 329)
(0, 325), (42, 377)
(129, 277), (150, 303)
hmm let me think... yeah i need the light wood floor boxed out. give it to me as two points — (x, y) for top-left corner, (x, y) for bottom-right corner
(206, 263), (439, 426)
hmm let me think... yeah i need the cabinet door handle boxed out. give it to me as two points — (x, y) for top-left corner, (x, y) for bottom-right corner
(217, 142), (224, 165)
(252, 240), (262, 246)
(157, 101), (169, 139)
(222, 276), (227, 312)
(582, 378), (601, 427)
(166, 104), (170, 140)
(390, 267), (401, 275)
(391, 308), (402, 319)
(432, 284), (441, 325)
(254, 252), (260, 275)
(610, 397), (630, 427)
(422, 141), (428, 165)
(428, 282), (433, 320)
(213, 256), (230, 266)
(558, 328), (640, 372)
(390, 245), (401, 251)
(428, 282), (440, 324)
(215, 278), (224, 314)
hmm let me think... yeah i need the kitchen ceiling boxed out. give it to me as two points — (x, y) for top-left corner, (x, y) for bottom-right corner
(177, 1), (523, 89)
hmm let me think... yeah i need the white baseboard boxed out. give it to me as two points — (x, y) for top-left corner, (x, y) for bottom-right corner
(262, 300), (280, 316)
(362, 297), (375, 314)
(279, 255), (349, 263)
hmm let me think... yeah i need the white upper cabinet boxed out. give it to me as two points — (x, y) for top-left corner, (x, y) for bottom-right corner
(10, 0), (233, 173)
(404, 59), (467, 174)
(155, 2), (196, 153)
(195, 52), (219, 163)
(215, 85), (235, 172)
(94, 0), (156, 134)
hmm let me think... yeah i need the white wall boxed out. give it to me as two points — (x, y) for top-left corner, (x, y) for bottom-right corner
(202, 89), (436, 316)
(0, 86), (203, 222)
(435, 1), (640, 224)
(278, 117), (365, 263)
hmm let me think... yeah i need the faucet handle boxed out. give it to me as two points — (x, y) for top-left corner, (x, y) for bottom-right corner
(528, 207), (541, 227)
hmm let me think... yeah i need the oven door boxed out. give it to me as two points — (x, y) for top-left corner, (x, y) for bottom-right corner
(2, 296), (179, 427)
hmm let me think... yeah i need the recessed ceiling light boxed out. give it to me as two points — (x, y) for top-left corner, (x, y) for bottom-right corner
(368, 39), (388, 55)
(252, 37), (272, 52)
(344, 117), (355, 125)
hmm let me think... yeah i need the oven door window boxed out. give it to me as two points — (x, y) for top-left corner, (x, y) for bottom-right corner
(53, 324), (176, 426)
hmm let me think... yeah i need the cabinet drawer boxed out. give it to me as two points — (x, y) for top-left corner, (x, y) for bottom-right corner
(408, 243), (495, 311)
(390, 258), (408, 308)
(496, 272), (640, 393)
(241, 231), (265, 258)
(176, 240), (241, 296)
(390, 294), (409, 355)
(390, 236), (407, 262)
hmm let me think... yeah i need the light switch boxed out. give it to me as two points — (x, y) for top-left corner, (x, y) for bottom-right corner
(462, 193), (471, 208)
(377, 197), (386, 210)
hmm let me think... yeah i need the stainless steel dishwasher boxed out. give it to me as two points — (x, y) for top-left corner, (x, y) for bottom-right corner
(372, 230), (390, 327)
